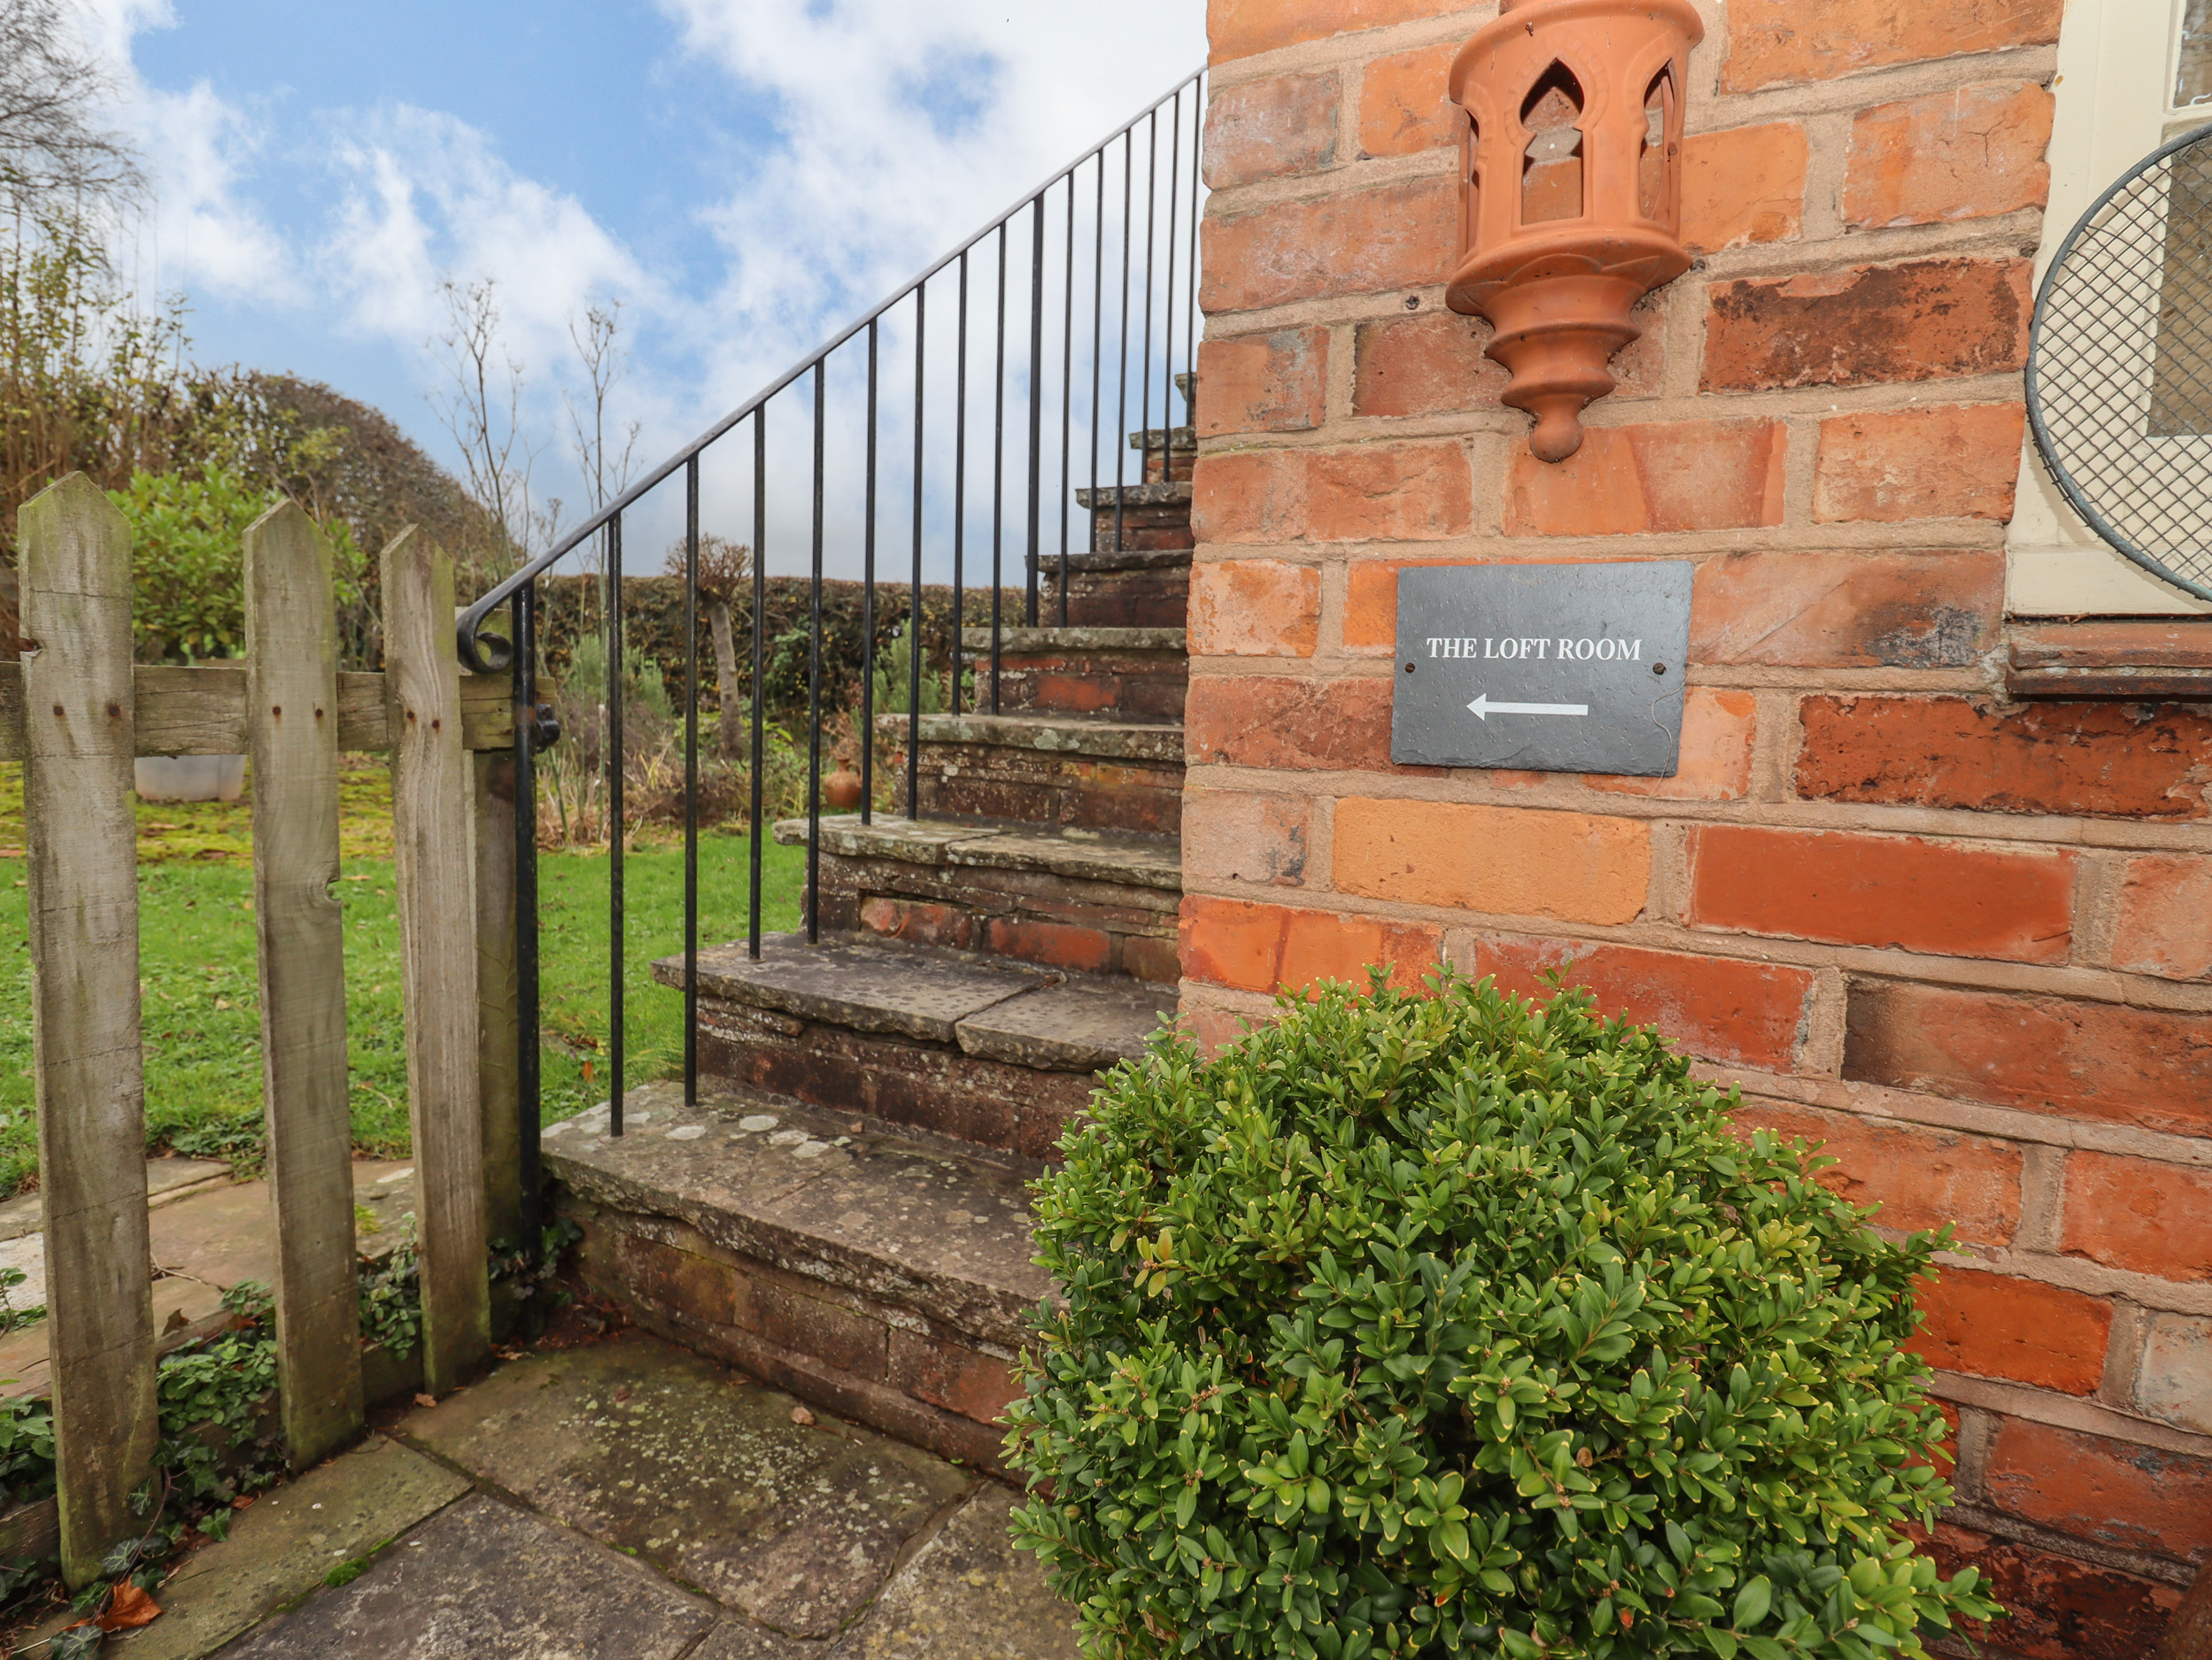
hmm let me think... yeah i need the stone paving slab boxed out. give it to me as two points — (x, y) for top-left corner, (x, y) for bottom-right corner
(110, 1435), (470, 1660)
(824, 1485), (1077, 1660)
(214, 1493), (716, 1660)
(683, 934), (1043, 1043)
(394, 1332), (971, 1641)
(955, 976), (1178, 1072)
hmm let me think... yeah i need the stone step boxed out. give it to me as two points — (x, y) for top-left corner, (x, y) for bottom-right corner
(775, 815), (1180, 982)
(1031, 544), (1193, 629)
(1077, 480), (1194, 559)
(545, 1080), (1050, 1472)
(957, 624), (1187, 719)
(885, 712), (1186, 835)
(655, 933), (1176, 1165)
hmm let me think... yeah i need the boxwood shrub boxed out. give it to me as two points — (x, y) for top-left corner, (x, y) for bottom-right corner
(1006, 970), (1999, 1660)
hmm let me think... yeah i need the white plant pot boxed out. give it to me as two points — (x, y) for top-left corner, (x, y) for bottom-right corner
(135, 754), (246, 803)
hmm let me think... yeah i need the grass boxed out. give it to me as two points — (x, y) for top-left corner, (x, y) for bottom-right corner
(0, 761), (807, 1197)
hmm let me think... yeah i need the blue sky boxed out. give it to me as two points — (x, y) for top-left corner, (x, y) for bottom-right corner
(86, 0), (1206, 567)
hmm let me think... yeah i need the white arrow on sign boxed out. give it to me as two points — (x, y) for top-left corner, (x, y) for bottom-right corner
(1466, 692), (1589, 720)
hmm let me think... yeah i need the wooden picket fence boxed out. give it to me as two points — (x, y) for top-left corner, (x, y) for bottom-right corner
(1, 474), (522, 1587)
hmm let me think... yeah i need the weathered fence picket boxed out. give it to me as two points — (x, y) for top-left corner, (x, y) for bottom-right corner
(383, 527), (491, 1393)
(9, 473), (516, 1576)
(244, 501), (365, 1471)
(19, 475), (160, 1588)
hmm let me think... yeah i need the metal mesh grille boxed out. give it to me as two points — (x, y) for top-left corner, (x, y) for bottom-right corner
(2030, 124), (2212, 600)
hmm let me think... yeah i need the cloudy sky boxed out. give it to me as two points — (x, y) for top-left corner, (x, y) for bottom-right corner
(81, 0), (1206, 570)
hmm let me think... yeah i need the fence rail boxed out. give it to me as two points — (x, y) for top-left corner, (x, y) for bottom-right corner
(14, 476), (511, 1586)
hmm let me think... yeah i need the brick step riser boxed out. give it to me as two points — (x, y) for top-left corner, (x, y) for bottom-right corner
(900, 744), (1186, 837)
(974, 653), (1188, 720)
(695, 997), (1094, 1167)
(1088, 503), (1193, 556)
(803, 851), (1179, 983)
(560, 1194), (1018, 1476)
(1059, 569), (1188, 629)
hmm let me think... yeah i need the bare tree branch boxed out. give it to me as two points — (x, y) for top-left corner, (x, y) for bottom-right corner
(424, 274), (540, 567)
(0, 0), (141, 216)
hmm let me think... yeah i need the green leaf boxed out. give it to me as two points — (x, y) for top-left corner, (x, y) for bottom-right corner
(1733, 1576), (1772, 1630)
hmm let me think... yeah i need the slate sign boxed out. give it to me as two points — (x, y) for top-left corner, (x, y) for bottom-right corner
(1391, 562), (1692, 776)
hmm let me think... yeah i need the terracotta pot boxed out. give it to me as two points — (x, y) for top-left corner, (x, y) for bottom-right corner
(823, 769), (864, 811)
(1446, 0), (1704, 460)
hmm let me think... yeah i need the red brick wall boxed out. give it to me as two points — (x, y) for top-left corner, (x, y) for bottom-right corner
(1186, 2), (2209, 1653)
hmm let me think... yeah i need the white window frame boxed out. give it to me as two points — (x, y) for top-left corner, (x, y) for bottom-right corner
(2007, 0), (2212, 616)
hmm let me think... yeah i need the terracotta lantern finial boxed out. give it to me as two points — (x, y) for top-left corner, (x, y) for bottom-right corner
(1446, 0), (1704, 461)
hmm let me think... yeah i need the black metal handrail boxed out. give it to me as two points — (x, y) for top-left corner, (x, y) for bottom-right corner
(487, 66), (1207, 1255)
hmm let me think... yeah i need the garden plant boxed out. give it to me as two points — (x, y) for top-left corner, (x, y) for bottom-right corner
(1008, 969), (2001, 1660)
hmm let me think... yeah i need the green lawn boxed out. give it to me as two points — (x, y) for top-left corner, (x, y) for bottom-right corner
(0, 762), (806, 1197)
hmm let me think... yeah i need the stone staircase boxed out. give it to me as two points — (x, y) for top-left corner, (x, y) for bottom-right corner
(544, 393), (1193, 1476)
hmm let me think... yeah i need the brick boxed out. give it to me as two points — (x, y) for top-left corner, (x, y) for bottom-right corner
(1179, 893), (1440, 996)
(2061, 1152), (2212, 1285)
(746, 1276), (888, 1382)
(1681, 122), (1806, 253)
(1923, 1520), (2184, 1660)
(1308, 441), (1473, 542)
(1195, 327), (1328, 436)
(1203, 71), (1339, 189)
(1586, 688), (1757, 801)
(1194, 448), (1306, 545)
(983, 917), (1112, 974)
(1504, 418), (1786, 536)
(2137, 1313), (2212, 1436)
(613, 1231), (739, 1327)
(1702, 259), (2030, 392)
(1124, 934), (1181, 985)
(1177, 989), (1269, 1058)
(1845, 81), (2054, 228)
(858, 895), (974, 952)
(1911, 1268), (2112, 1395)
(1687, 824), (2077, 962)
(1843, 981), (2212, 1139)
(1191, 559), (1320, 657)
(1984, 1419), (2212, 1563)
(1209, 0), (1471, 63)
(1335, 798), (1651, 924)
(1722, 0), (2063, 92)
(1731, 1103), (2023, 1246)
(1186, 674), (1403, 773)
(1691, 550), (2003, 669)
(1202, 176), (1459, 313)
(2112, 853), (2212, 981)
(1182, 789), (1309, 886)
(1350, 301), (1661, 421)
(1796, 696), (2212, 821)
(886, 1328), (1017, 1426)
(1358, 41), (1460, 158)
(1813, 404), (2026, 522)
(1475, 936), (1814, 1070)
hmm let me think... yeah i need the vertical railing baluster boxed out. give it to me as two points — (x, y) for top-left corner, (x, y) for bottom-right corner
(749, 406), (766, 961)
(607, 511), (624, 1137)
(1059, 170), (1076, 626)
(1139, 109), (1159, 503)
(953, 250), (969, 718)
(1187, 79), (1203, 397)
(1026, 192), (1046, 630)
(991, 223), (1008, 715)
(806, 359), (825, 944)
(1162, 93), (1179, 490)
(513, 586), (539, 1257)
(1091, 151), (1105, 568)
(683, 458), (699, 1108)
(862, 319), (878, 826)
(1114, 134), (1133, 554)
(909, 285), (926, 821)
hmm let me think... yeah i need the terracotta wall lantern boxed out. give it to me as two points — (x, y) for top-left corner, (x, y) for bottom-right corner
(1446, 0), (1704, 461)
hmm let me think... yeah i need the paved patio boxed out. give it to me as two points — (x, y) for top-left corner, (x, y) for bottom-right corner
(104, 1330), (1077, 1659)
